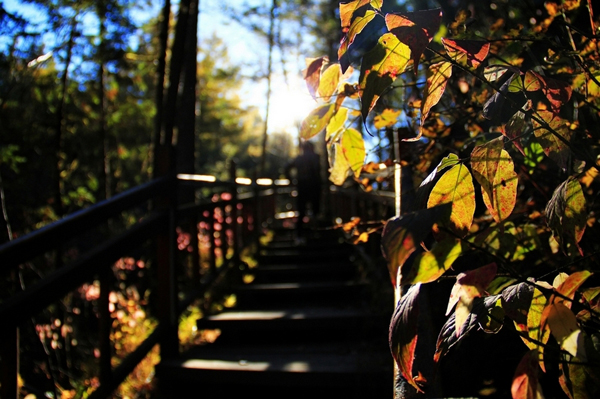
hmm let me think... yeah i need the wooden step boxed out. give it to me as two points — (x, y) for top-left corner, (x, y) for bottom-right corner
(232, 280), (369, 308)
(247, 261), (357, 283)
(156, 341), (393, 398)
(196, 307), (388, 344)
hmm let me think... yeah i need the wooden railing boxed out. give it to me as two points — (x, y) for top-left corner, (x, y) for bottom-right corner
(0, 171), (395, 398)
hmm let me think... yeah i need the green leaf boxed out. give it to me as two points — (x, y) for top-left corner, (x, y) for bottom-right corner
(471, 138), (518, 223)
(358, 32), (411, 120)
(300, 104), (335, 139)
(427, 162), (476, 237)
(402, 237), (463, 285)
(532, 110), (573, 170)
(341, 128), (365, 178)
(545, 177), (587, 255)
(385, 8), (442, 71)
(415, 61), (452, 141)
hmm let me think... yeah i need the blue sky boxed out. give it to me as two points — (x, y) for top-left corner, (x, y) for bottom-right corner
(1, 0), (317, 135)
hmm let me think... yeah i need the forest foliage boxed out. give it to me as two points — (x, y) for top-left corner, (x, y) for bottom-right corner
(302, 0), (600, 397)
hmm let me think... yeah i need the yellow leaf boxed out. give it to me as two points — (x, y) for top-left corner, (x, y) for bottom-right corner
(341, 128), (366, 178)
(427, 163), (476, 237)
(326, 107), (349, 141)
(318, 64), (342, 102)
(373, 108), (402, 129)
(300, 104), (335, 139)
(329, 143), (351, 185)
(359, 33), (411, 120)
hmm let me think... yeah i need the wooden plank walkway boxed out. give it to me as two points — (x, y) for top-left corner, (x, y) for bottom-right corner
(156, 226), (393, 398)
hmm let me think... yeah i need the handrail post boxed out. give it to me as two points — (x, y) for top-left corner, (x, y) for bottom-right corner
(99, 270), (113, 387)
(156, 174), (179, 359)
(229, 160), (240, 265)
(0, 327), (18, 399)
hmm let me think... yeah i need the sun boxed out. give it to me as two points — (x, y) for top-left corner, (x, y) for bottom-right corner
(267, 75), (317, 136)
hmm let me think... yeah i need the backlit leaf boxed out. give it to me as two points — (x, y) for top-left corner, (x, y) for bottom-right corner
(373, 108), (402, 129)
(359, 33), (411, 120)
(471, 138), (518, 223)
(553, 270), (593, 309)
(303, 57), (327, 101)
(427, 162), (475, 237)
(524, 70), (572, 112)
(545, 177), (587, 255)
(389, 284), (424, 393)
(441, 38), (490, 68)
(339, 0), (372, 32)
(543, 302), (585, 359)
(338, 10), (378, 69)
(416, 61), (452, 141)
(532, 110), (572, 170)
(326, 107), (349, 141)
(300, 104), (335, 139)
(385, 9), (442, 71)
(341, 127), (365, 177)
(381, 204), (452, 286)
(328, 142), (351, 185)
(318, 63), (342, 102)
(402, 237), (462, 286)
(484, 64), (518, 82)
(512, 350), (544, 399)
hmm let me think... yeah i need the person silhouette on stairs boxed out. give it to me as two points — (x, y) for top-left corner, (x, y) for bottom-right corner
(285, 141), (321, 244)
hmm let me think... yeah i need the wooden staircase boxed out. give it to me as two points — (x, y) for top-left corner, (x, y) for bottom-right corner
(156, 225), (394, 398)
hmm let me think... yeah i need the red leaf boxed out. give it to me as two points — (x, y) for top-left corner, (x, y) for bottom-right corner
(442, 38), (490, 68)
(512, 350), (543, 399)
(385, 9), (442, 71)
(389, 284), (425, 393)
(524, 71), (572, 112)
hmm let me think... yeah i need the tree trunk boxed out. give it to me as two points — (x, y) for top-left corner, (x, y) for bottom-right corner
(152, 0), (171, 179)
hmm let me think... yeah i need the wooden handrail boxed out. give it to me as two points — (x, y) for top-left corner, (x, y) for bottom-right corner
(0, 176), (173, 273)
(0, 171), (393, 399)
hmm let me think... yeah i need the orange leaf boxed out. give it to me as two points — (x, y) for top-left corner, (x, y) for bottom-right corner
(416, 61), (452, 141)
(373, 108), (402, 129)
(441, 38), (490, 68)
